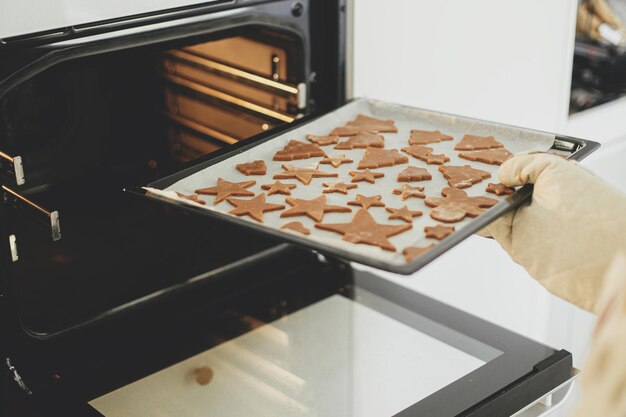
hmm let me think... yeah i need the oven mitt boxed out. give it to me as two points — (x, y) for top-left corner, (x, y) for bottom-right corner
(570, 253), (626, 417)
(479, 153), (626, 312)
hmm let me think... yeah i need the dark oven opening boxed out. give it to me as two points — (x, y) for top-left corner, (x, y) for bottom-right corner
(0, 0), (345, 339)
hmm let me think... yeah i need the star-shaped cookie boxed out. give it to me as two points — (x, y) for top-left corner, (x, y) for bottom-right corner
(424, 224), (455, 240)
(261, 181), (297, 196)
(392, 184), (425, 200)
(196, 178), (256, 204)
(347, 194), (386, 210)
(273, 163), (338, 185)
(349, 169), (384, 183)
(226, 193), (285, 223)
(322, 181), (358, 194)
(385, 205), (423, 223)
(281, 195), (351, 222)
(425, 187), (498, 223)
(315, 208), (412, 252)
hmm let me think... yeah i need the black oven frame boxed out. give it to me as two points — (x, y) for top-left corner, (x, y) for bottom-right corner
(0, 2), (578, 416)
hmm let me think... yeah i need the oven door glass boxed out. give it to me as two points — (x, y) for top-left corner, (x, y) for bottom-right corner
(82, 268), (569, 417)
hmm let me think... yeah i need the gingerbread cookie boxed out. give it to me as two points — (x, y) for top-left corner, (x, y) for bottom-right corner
(320, 154), (353, 168)
(393, 184), (426, 200)
(425, 187), (498, 223)
(274, 163), (338, 185)
(458, 148), (512, 166)
(236, 160), (267, 175)
(397, 166), (432, 182)
(386, 205), (423, 223)
(280, 221), (311, 235)
(322, 181), (358, 194)
(330, 125), (363, 137)
(273, 140), (326, 161)
(409, 129), (453, 145)
(403, 244), (435, 262)
(261, 181), (297, 196)
(334, 132), (385, 149)
(315, 208), (412, 252)
(357, 148), (408, 169)
(226, 193), (285, 223)
(424, 224), (455, 240)
(196, 178), (255, 204)
(454, 134), (504, 150)
(175, 192), (206, 205)
(347, 194), (386, 210)
(281, 195), (351, 222)
(486, 182), (515, 196)
(402, 145), (450, 165)
(439, 165), (491, 188)
(349, 169), (384, 183)
(346, 114), (398, 133)
(307, 134), (339, 146)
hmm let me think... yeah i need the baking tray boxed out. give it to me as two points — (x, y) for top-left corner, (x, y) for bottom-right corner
(129, 98), (599, 275)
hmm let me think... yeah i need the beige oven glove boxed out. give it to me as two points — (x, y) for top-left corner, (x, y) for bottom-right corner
(480, 153), (626, 312)
(570, 253), (626, 417)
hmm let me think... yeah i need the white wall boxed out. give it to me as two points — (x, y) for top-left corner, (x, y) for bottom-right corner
(353, 0), (578, 132)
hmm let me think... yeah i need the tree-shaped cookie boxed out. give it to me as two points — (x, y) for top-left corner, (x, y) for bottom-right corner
(409, 129), (453, 145)
(438, 165), (491, 188)
(454, 134), (504, 150)
(345, 114), (398, 133)
(315, 208), (411, 252)
(281, 195), (351, 222)
(307, 134), (339, 146)
(273, 140), (327, 161)
(334, 132), (385, 149)
(397, 166), (432, 182)
(357, 148), (408, 169)
(458, 148), (512, 166)
(236, 160), (266, 175)
(424, 187), (498, 223)
(401, 145), (450, 165)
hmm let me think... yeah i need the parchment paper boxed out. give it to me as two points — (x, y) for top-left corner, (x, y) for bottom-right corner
(148, 98), (554, 267)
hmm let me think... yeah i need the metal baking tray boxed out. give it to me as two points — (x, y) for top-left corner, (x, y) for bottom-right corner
(129, 98), (599, 275)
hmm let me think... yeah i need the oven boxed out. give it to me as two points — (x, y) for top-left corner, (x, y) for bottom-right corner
(0, 2), (594, 416)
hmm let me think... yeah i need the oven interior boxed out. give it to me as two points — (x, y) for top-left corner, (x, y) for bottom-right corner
(0, 23), (332, 337)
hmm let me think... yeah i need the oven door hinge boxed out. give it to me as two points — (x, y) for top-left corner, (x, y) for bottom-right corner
(4, 357), (32, 396)
(0, 151), (25, 186)
(2, 185), (61, 241)
(8, 235), (18, 262)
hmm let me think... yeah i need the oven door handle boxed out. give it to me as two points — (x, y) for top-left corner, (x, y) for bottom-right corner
(2, 185), (61, 241)
(0, 151), (25, 186)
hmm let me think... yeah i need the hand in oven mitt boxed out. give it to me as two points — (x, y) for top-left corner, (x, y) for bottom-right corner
(480, 153), (626, 312)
